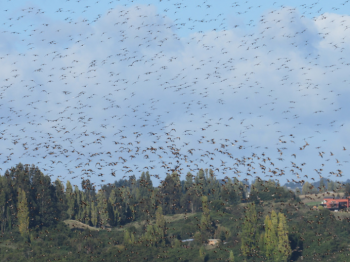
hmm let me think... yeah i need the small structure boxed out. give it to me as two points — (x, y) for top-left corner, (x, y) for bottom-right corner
(181, 238), (193, 248)
(321, 197), (350, 210)
(208, 239), (221, 246)
(181, 238), (194, 243)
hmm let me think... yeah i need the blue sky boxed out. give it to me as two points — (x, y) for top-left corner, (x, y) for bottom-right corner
(1, 0), (350, 189)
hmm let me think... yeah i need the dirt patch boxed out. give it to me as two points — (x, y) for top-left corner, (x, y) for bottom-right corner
(63, 219), (99, 231)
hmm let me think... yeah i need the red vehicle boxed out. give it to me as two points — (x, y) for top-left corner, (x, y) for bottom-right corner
(321, 197), (350, 210)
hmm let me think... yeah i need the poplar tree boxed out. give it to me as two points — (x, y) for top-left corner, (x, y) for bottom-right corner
(241, 238), (249, 260)
(54, 179), (67, 221)
(0, 180), (6, 233)
(108, 189), (119, 226)
(181, 172), (196, 213)
(264, 215), (277, 260)
(270, 210), (278, 232)
(200, 195), (211, 230)
(90, 202), (98, 227)
(96, 189), (108, 227)
(263, 211), (291, 262)
(258, 232), (265, 257)
(276, 213), (291, 261)
(155, 206), (166, 246)
(17, 188), (29, 238)
(241, 202), (258, 259)
(74, 185), (80, 219)
(80, 193), (88, 224)
(66, 181), (75, 219)
(143, 224), (157, 246)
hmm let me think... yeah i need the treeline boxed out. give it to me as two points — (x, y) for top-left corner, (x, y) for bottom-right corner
(300, 178), (350, 196)
(0, 163), (246, 234)
(0, 163), (65, 233)
(0, 163), (300, 236)
(284, 178), (350, 196)
(2, 163), (350, 261)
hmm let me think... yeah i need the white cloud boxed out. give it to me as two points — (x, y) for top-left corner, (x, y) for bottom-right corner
(0, 4), (349, 186)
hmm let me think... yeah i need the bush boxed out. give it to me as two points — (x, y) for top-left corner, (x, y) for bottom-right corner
(210, 200), (225, 213)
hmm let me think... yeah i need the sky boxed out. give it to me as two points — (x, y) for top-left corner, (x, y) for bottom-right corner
(1, 0), (350, 189)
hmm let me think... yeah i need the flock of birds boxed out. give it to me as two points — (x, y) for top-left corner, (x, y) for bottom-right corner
(0, 0), (350, 260)
(0, 0), (350, 212)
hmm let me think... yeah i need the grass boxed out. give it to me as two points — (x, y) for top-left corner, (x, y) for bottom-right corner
(332, 210), (350, 220)
(0, 240), (17, 250)
(305, 201), (322, 206)
(63, 219), (99, 231)
(299, 192), (344, 204)
(64, 212), (198, 232)
(205, 244), (219, 250)
(115, 212), (198, 231)
(164, 212), (197, 223)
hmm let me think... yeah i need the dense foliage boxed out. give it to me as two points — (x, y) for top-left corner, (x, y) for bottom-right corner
(0, 163), (349, 261)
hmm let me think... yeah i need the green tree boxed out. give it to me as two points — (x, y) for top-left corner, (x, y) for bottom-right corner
(319, 178), (326, 193)
(96, 189), (109, 227)
(80, 193), (89, 224)
(54, 179), (68, 221)
(302, 182), (310, 195)
(159, 173), (181, 214)
(108, 189), (119, 226)
(344, 183), (350, 197)
(240, 202), (260, 261)
(29, 166), (58, 228)
(17, 188), (29, 238)
(65, 180), (75, 219)
(262, 211), (291, 262)
(200, 195), (211, 231)
(276, 213), (291, 261)
(270, 210), (278, 232)
(221, 178), (239, 205)
(327, 181), (335, 192)
(229, 250), (235, 262)
(90, 201), (98, 227)
(258, 232), (266, 257)
(155, 206), (166, 246)
(0, 177), (7, 233)
(143, 224), (157, 246)
(124, 229), (131, 245)
(264, 215), (277, 261)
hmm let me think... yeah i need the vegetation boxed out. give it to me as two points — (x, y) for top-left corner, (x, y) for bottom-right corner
(0, 163), (350, 261)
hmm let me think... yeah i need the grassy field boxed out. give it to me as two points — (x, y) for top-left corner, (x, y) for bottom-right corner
(332, 210), (350, 220)
(63, 219), (100, 231)
(0, 240), (17, 250)
(299, 192), (344, 204)
(64, 212), (198, 232)
(305, 201), (322, 206)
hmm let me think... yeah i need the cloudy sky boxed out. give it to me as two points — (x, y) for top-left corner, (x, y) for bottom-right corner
(1, 0), (350, 189)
